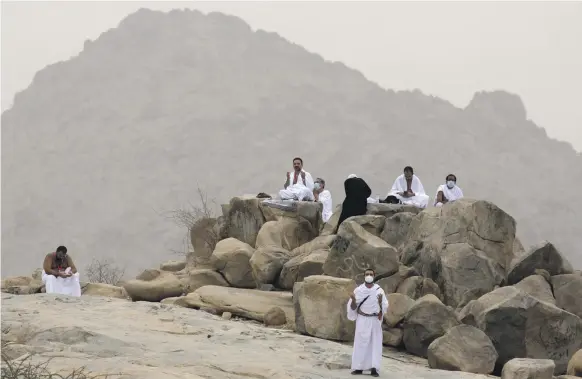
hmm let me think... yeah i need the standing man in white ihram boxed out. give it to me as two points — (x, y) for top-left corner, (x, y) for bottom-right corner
(347, 268), (389, 377)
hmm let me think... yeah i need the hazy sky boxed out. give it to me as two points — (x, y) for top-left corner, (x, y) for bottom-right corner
(2, 1), (581, 151)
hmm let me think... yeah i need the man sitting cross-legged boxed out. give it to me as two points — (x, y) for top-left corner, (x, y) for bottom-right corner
(42, 245), (81, 297)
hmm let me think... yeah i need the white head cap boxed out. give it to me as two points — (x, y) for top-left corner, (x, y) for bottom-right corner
(347, 174), (358, 179)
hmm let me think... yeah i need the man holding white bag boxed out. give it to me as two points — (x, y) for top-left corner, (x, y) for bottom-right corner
(42, 245), (81, 297)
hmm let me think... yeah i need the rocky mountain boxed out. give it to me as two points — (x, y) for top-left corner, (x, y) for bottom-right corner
(2, 8), (581, 277)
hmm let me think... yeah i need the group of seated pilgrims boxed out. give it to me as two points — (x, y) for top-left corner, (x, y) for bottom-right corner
(277, 157), (464, 227)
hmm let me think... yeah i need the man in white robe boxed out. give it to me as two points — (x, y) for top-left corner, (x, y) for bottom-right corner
(42, 246), (81, 297)
(385, 166), (430, 208)
(313, 177), (333, 222)
(347, 268), (389, 377)
(434, 173), (464, 207)
(279, 157), (315, 201)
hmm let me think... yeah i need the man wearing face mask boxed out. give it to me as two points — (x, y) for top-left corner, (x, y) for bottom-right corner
(42, 245), (81, 297)
(313, 177), (333, 222)
(434, 173), (464, 207)
(347, 268), (389, 377)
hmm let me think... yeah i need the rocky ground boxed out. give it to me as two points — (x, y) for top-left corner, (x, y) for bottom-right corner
(1, 293), (493, 379)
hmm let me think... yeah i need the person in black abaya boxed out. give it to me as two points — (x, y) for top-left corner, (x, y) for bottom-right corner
(335, 174), (372, 233)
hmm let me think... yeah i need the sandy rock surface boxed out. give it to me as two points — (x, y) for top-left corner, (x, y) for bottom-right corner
(1, 293), (494, 379)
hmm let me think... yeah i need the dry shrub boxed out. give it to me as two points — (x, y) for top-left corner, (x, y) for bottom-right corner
(1, 340), (116, 378)
(85, 258), (125, 285)
(165, 187), (220, 256)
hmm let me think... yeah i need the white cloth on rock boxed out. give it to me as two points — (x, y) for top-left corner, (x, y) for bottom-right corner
(347, 284), (389, 372)
(434, 184), (464, 207)
(42, 269), (81, 297)
(318, 189), (333, 222)
(279, 170), (315, 201)
(387, 174), (430, 208)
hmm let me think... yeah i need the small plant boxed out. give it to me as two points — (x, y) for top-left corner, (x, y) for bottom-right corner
(85, 258), (125, 285)
(164, 186), (220, 256)
(1, 341), (112, 378)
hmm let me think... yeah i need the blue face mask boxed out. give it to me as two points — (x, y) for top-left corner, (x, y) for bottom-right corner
(314, 182), (321, 190)
(446, 180), (455, 189)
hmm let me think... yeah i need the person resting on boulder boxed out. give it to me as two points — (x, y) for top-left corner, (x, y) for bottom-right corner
(382, 166), (429, 208)
(42, 245), (81, 297)
(313, 177), (333, 222)
(335, 174), (371, 233)
(279, 157), (315, 201)
(434, 173), (464, 207)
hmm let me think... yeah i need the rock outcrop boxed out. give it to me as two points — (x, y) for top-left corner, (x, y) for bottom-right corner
(459, 286), (582, 374)
(123, 269), (184, 302)
(507, 241), (574, 285)
(552, 274), (582, 318)
(401, 199), (516, 308)
(402, 294), (460, 358)
(293, 275), (355, 341)
(210, 237), (255, 288)
(427, 325), (498, 374)
(323, 218), (399, 283)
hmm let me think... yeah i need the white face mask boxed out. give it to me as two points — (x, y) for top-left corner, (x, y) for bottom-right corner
(364, 275), (374, 284)
(314, 182), (321, 190)
(446, 180), (455, 189)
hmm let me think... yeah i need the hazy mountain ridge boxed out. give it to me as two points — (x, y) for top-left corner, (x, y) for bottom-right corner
(2, 8), (580, 276)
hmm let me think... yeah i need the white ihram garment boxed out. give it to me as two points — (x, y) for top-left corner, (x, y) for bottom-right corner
(42, 269), (81, 297)
(347, 284), (389, 372)
(387, 174), (430, 208)
(318, 189), (333, 222)
(434, 184), (464, 207)
(279, 170), (315, 201)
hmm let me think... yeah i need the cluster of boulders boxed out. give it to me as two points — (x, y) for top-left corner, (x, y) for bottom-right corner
(2, 195), (582, 378)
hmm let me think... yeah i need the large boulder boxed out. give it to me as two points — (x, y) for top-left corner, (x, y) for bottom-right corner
(222, 196), (266, 247)
(255, 218), (316, 252)
(278, 235), (336, 290)
(384, 293), (415, 327)
(81, 282), (127, 299)
(210, 238), (255, 288)
(177, 285), (294, 325)
(514, 274), (555, 305)
(567, 349), (582, 376)
(382, 327), (404, 347)
(159, 260), (187, 272)
(259, 199), (323, 232)
(293, 275), (355, 341)
(1, 275), (43, 295)
(507, 241), (574, 285)
(123, 269), (184, 302)
(501, 358), (555, 379)
(458, 286), (582, 374)
(552, 274), (582, 318)
(323, 220), (399, 283)
(181, 269), (229, 293)
(321, 203), (421, 236)
(376, 265), (418, 294)
(380, 212), (416, 249)
(402, 294), (460, 358)
(396, 276), (443, 301)
(401, 199), (516, 308)
(249, 247), (291, 286)
(189, 217), (220, 265)
(427, 324), (498, 374)
(341, 215), (386, 237)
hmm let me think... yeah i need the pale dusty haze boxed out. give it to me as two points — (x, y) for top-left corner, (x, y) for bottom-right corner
(1, 0), (581, 151)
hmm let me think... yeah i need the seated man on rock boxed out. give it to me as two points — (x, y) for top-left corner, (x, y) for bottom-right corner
(383, 166), (429, 208)
(279, 157), (315, 201)
(313, 177), (333, 222)
(434, 173), (464, 207)
(42, 245), (81, 297)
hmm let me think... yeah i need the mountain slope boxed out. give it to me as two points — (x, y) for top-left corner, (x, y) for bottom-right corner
(2, 8), (581, 276)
